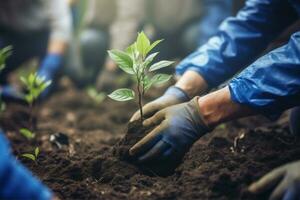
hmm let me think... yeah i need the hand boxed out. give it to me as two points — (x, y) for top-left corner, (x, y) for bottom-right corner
(248, 160), (300, 200)
(38, 54), (63, 99)
(130, 86), (190, 122)
(0, 84), (25, 104)
(129, 97), (210, 164)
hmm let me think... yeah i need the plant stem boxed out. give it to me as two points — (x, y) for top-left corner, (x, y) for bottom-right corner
(137, 80), (143, 122)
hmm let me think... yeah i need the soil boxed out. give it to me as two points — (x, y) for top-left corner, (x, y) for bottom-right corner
(1, 77), (299, 200)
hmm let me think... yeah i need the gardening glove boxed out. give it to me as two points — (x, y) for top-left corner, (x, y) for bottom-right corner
(130, 86), (190, 122)
(0, 132), (52, 200)
(129, 97), (210, 164)
(0, 84), (25, 103)
(248, 160), (300, 200)
(37, 53), (63, 100)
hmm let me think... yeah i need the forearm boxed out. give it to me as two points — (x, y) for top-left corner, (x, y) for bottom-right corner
(198, 86), (255, 128)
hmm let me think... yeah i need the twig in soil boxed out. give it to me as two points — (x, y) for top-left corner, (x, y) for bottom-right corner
(230, 130), (246, 153)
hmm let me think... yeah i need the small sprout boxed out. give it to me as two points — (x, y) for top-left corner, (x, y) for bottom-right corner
(86, 87), (106, 105)
(21, 147), (40, 163)
(20, 72), (51, 132)
(19, 128), (35, 140)
(20, 72), (52, 105)
(0, 45), (12, 71)
(0, 46), (12, 114)
(0, 101), (5, 112)
(108, 31), (173, 121)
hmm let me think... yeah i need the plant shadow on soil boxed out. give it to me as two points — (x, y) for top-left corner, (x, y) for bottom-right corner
(1, 79), (300, 200)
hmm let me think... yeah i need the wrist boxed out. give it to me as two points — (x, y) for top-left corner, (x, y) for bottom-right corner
(175, 70), (208, 98)
(197, 87), (254, 128)
(164, 86), (190, 102)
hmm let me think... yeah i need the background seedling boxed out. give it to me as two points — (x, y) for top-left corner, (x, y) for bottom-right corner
(21, 147), (40, 163)
(0, 46), (12, 114)
(86, 87), (106, 105)
(108, 31), (173, 121)
(20, 72), (51, 130)
(19, 128), (35, 140)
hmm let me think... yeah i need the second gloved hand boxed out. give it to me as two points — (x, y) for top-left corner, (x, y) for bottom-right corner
(130, 86), (190, 122)
(37, 54), (63, 100)
(248, 160), (300, 200)
(129, 97), (210, 164)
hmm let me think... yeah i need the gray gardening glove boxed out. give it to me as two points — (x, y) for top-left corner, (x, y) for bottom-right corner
(130, 86), (190, 122)
(249, 160), (300, 200)
(129, 97), (210, 164)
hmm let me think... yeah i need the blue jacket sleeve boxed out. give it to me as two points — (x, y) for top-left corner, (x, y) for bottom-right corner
(229, 32), (300, 116)
(176, 0), (297, 88)
(0, 133), (52, 200)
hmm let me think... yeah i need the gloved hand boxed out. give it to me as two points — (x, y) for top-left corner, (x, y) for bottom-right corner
(130, 86), (190, 122)
(0, 85), (25, 103)
(248, 160), (300, 200)
(129, 97), (210, 164)
(37, 53), (63, 100)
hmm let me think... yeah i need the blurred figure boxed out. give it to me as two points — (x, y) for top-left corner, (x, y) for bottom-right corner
(65, 0), (115, 87)
(65, 0), (236, 90)
(96, 0), (235, 92)
(0, 0), (72, 102)
(0, 131), (53, 200)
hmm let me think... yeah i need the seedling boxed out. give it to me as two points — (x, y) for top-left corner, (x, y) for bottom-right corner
(108, 32), (174, 121)
(0, 45), (12, 71)
(0, 46), (12, 114)
(20, 72), (51, 133)
(19, 128), (35, 140)
(86, 87), (106, 105)
(21, 147), (40, 163)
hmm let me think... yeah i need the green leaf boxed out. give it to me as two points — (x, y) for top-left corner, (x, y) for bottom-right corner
(108, 88), (135, 101)
(144, 52), (159, 66)
(108, 50), (134, 74)
(125, 42), (137, 57)
(136, 31), (150, 57)
(149, 60), (175, 72)
(143, 76), (153, 91)
(21, 153), (36, 161)
(19, 128), (35, 139)
(34, 147), (40, 158)
(146, 39), (163, 54)
(151, 74), (172, 85)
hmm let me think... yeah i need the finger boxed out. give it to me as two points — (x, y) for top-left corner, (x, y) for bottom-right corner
(129, 121), (167, 156)
(248, 167), (285, 194)
(138, 140), (171, 163)
(130, 110), (141, 122)
(143, 110), (165, 127)
(270, 177), (290, 200)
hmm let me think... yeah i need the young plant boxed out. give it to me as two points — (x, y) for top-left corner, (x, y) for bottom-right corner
(108, 32), (174, 121)
(86, 87), (106, 105)
(19, 128), (35, 140)
(20, 72), (51, 132)
(0, 46), (12, 114)
(21, 147), (40, 163)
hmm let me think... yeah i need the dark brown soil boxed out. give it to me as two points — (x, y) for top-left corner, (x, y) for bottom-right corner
(1, 78), (299, 200)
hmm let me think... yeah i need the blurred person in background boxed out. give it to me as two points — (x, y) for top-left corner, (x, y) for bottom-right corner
(65, 0), (115, 87)
(0, 0), (72, 102)
(65, 0), (237, 90)
(0, 130), (54, 200)
(128, 0), (300, 199)
(96, 0), (237, 92)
